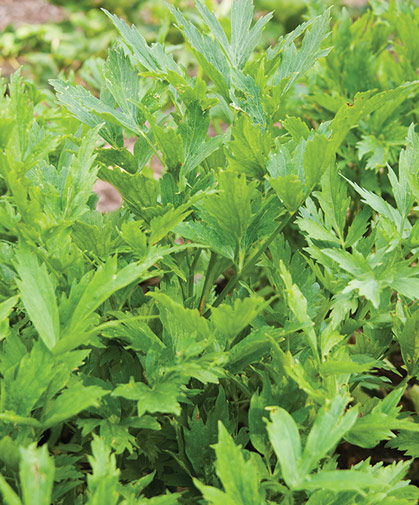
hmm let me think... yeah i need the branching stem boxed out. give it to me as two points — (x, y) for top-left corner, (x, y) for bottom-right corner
(203, 212), (294, 316)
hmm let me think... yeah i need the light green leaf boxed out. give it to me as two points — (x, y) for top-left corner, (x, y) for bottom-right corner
(174, 220), (235, 260)
(300, 395), (358, 475)
(231, 70), (266, 126)
(228, 115), (273, 179)
(86, 436), (120, 505)
(344, 412), (395, 448)
(266, 407), (302, 488)
(20, 445), (54, 505)
(343, 278), (380, 309)
(42, 384), (108, 429)
(357, 135), (387, 170)
(0, 295), (19, 327)
(103, 47), (140, 119)
(270, 175), (303, 213)
(168, 5), (230, 100)
(0, 341), (56, 417)
(104, 10), (180, 77)
(345, 208), (371, 247)
(283, 117), (310, 141)
(327, 84), (419, 164)
(296, 470), (387, 493)
(211, 422), (263, 505)
(304, 134), (330, 189)
(149, 205), (192, 245)
(149, 292), (210, 341)
(112, 378), (183, 417)
(57, 255), (163, 354)
(195, 0), (230, 57)
(15, 246), (60, 350)
(62, 125), (101, 221)
(230, 0), (272, 69)
(279, 261), (318, 358)
(211, 297), (266, 344)
(202, 171), (257, 243)
(404, 124), (419, 203)
(50, 80), (125, 147)
(394, 310), (419, 378)
(275, 9), (331, 93)
(0, 474), (22, 505)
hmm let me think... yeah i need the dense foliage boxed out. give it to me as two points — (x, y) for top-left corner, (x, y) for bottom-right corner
(0, 1), (418, 504)
(0, 0), (336, 86)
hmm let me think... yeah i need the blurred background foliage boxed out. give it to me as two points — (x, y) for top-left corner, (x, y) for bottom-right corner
(0, 0), (371, 87)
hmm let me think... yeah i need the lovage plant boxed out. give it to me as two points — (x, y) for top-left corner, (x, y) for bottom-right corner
(0, 1), (418, 504)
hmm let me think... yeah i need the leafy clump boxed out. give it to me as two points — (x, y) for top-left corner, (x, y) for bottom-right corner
(0, 1), (418, 504)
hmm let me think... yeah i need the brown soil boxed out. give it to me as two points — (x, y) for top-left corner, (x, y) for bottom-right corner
(0, 0), (66, 30)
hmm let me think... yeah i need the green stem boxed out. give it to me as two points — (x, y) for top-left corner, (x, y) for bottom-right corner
(136, 126), (165, 168)
(204, 212), (294, 316)
(178, 275), (187, 301)
(188, 249), (201, 299)
(198, 252), (218, 314)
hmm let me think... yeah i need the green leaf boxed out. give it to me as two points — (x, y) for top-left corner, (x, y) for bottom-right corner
(168, 5), (230, 100)
(230, 70), (266, 126)
(300, 395), (358, 475)
(304, 134), (330, 189)
(394, 310), (419, 377)
(279, 261), (318, 359)
(345, 411), (396, 448)
(267, 396), (357, 488)
(112, 378), (183, 417)
(149, 205), (192, 245)
(15, 245), (60, 350)
(296, 470), (387, 493)
(56, 255), (163, 354)
(266, 407), (302, 488)
(197, 422), (263, 505)
(282, 117), (310, 141)
(50, 80), (125, 147)
(42, 384), (108, 429)
(19, 444), (54, 505)
(345, 207), (371, 247)
(178, 101), (222, 176)
(387, 431), (419, 458)
(0, 341), (56, 417)
(103, 47), (140, 119)
(0, 474), (22, 505)
(96, 147), (138, 174)
(195, 0), (230, 58)
(230, 0), (272, 69)
(394, 123), (419, 216)
(202, 171), (257, 244)
(357, 135), (387, 170)
(327, 84), (419, 164)
(150, 122), (183, 173)
(227, 115), (273, 178)
(149, 292), (210, 342)
(98, 168), (159, 221)
(344, 278), (380, 309)
(404, 124), (419, 204)
(86, 436), (120, 505)
(211, 297), (266, 345)
(61, 125), (101, 221)
(0, 295), (19, 337)
(104, 10), (180, 77)
(274, 9), (332, 93)
(270, 175), (303, 213)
